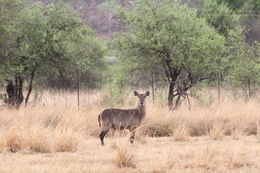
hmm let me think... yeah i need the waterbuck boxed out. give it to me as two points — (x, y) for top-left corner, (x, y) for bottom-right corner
(98, 91), (150, 145)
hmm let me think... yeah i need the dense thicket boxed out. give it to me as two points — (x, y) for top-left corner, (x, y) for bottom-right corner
(0, 0), (104, 107)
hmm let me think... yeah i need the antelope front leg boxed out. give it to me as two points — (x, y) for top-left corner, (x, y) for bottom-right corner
(129, 128), (136, 144)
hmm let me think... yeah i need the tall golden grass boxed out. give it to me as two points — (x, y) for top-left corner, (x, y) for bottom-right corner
(0, 88), (259, 172)
(0, 88), (259, 153)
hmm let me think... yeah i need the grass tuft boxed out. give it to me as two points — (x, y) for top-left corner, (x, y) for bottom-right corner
(4, 130), (25, 153)
(226, 152), (250, 168)
(115, 147), (136, 168)
(172, 123), (189, 141)
(53, 128), (81, 152)
(209, 124), (224, 140)
(195, 147), (217, 169)
(26, 127), (51, 153)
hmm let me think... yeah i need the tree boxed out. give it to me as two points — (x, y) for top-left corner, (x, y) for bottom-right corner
(227, 30), (260, 97)
(0, 0), (27, 106)
(198, 0), (260, 98)
(197, 0), (241, 101)
(115, 0), (226, 109)
(1, 0), (104, 107)
(0, 0), (26, 84)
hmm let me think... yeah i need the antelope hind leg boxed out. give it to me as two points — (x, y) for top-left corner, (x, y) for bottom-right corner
(100, 130), (110, 145)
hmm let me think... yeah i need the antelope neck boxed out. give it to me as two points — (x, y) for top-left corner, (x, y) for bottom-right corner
(137, 104), (146, 120)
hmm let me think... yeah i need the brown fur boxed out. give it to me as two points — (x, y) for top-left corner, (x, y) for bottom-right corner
(98, 91), (149, 145)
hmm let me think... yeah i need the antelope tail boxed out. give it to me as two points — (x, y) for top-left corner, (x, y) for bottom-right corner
(98, 114), (101, 127)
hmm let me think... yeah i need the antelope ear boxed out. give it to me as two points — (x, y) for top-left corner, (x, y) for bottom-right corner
(146, 91), (150, 96)
(134, 91), (138, 96)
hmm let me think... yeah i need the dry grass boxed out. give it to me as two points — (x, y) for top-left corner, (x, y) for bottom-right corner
(115, 147), (136, 168)
(4, 128), (25, 153)
(53, 128), (83, 152)
(209, 124), (224, 140)
(172, 123), (189, 141)
(0, 88), (259, 172)
(194, 146), (217, 169)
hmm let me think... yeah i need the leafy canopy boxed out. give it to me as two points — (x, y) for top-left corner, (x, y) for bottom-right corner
(115, 0), (226, 107)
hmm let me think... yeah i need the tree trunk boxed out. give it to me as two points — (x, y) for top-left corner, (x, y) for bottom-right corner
(162, 54), (180, 109)
(247, 79), (251, 98)
(25, 70), (35, 106)
(217, 72), (221, 103)
(76, 70), (80, 110)
(6, 80), (14, 99)
(168, 82), (175, 109)
(151, 71), (155, 104)
(174, 93), (182, 109)
(5, 76), (24, 108)
(17, 76), (24, 105)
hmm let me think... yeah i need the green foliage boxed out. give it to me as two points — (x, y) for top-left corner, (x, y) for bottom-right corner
(215, 0), (247, 11)
(116, 0), (225, 69)
(227, 29), (260, 93)
(199, 0), (260, 44)
(0, 0), (26, 82)
(244, 0), (260, 15)
(198, 0), (259, 98)
(0, 0), (105, 106)
(214, 0), (260, 14)
(189, 86), (217, 106)
(19, 1), (101, 73)
(198, 0), (240, 37)
(101, 64), (128, 106)
(1, 0), (105, 89)
(98, 0), (118, 13)
(100, 86), (127, 107)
